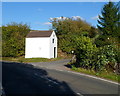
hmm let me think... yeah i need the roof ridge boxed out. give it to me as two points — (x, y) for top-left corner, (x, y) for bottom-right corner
(26, 30), (54, 38)
(30, 30), (53, 32)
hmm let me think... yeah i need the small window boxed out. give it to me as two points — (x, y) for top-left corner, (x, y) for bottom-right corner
(52, 39), (54, 43)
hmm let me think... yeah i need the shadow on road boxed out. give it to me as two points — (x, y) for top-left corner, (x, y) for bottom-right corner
(2, 61), (77, 96)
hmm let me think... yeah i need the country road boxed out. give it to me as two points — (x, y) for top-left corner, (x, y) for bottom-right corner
(2, 60), (119, 96)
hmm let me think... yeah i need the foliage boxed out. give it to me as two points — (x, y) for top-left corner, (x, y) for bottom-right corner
(97, 1), (119, 36)
(2, 22), (30, 57)
(113, 44), (120, 63)
(94, 1), (120, 72)
(96, 1), (120, 46)
(93, 45), (117, 71)
(74, 37), (118, 72)
(102, 45), (117, 63)
(52, 2), (119, 73)
(58, 34), (77, 53)
(89, 26), (98, 38)
(71, 66), (120, 82)
(74, 36), (98, 69)
(51, 17), (91, 36)
(95, 35), (120, 47)
(51, 17), (98, 53)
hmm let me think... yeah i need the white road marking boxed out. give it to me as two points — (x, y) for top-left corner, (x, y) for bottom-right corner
(46, 68), (120, 85)
(76, 92), (83, 96)
(52, 81), (59, 85)
(66, 70), (120, 85)
(34, 72), (59, 85)
(32, 64), (119, 85)
(45, 77), (59, 85)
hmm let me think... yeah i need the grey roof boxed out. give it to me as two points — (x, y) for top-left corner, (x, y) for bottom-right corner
(26, 30), (53, 38)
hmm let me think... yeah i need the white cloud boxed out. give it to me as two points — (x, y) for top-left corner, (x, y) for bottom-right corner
(50, 16), (84, 21)
(50, 17), (68, 21)
(43, 22), (52, 25)
(72, 16), (84, 20)
(57, 17), (68, 20)
(49, 17), (53, 21)
(91, 15), (99, 20)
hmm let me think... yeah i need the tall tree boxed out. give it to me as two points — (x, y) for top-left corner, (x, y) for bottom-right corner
(96, 1), (120, 46)
(97, 1), (119, 36)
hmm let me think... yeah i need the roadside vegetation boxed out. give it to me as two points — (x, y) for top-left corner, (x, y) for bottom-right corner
(2, 57), (62, 63)
(1, 1), (119, 82)
(2, 22), (30, 57)
(71, 66), (120, 82)
(51, 1), (120, 82)
(2, 48), (71, 63)
(2, 23), (72, 61)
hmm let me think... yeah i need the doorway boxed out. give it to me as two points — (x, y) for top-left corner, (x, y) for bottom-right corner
(54, 47), (56, 58)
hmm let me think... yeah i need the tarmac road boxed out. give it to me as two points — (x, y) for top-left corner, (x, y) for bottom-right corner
(2, 60), (119, 96)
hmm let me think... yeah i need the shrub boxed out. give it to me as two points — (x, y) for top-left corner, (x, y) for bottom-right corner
(75, 36), (118, 72)
(75, 36), (98, 69)
(2, 22), (30, 57)
(94, 45), (117, 72)
(59, 35), (81, 54)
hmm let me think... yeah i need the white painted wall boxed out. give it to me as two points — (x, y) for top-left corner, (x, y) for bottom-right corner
(25, 37), (50, 58)
(50, 31), (57, 58)
(25, 31), (57, 58)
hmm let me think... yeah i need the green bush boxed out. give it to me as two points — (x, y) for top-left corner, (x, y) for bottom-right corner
(114, 45), (120, 63)
(59, 35), (79, 54)
(75, 36), (118, 72)
(93, 45), (117, 71)
(75, 36), (98, 69)
(2, 22), (30, 57)
(51, 17), (98, 54)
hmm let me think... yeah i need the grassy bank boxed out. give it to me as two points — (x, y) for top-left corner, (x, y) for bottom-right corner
(2, 49), (72, 63)
(71, 66), (120, 83)
(2, 57), (62, 63)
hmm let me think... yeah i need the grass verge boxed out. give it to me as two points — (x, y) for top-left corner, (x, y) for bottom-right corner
(2, 57), (62, 63)
(71, 65), (120, 83)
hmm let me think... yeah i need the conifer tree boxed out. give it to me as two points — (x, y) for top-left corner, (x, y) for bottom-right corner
(97, 1), (119, 37)
(96, 1), (120, 46)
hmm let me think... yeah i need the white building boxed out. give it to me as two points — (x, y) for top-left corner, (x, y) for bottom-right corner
(25, 30), (57, 58)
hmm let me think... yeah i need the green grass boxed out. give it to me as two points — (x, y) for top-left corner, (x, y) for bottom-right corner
(2, 56), (62, 63)
(71, 66), (120, 83)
